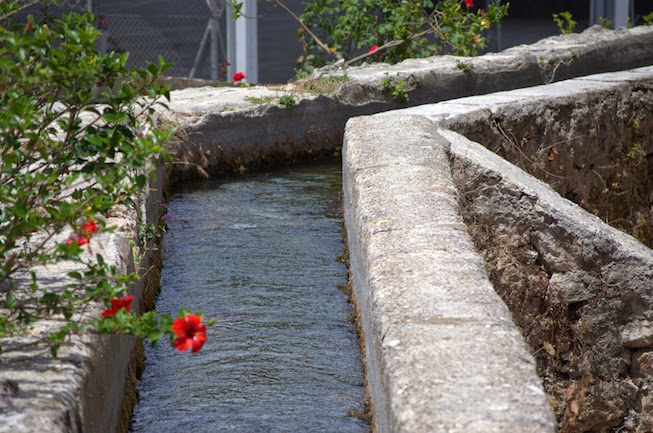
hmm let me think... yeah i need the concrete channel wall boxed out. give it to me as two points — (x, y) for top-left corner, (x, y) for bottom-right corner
(344, 67), (653, 432)
(2, 25), (653, 433)
(342, 116), (557, 432)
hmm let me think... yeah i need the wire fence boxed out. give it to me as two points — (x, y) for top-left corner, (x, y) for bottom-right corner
(14, 0), (226, 80)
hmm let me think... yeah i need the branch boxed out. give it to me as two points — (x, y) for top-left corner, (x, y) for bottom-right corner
(269, 0), (451, 68)
(0, 0), (40, 21)
(344, 30), (431, 67)
(271, 0), (342, 61)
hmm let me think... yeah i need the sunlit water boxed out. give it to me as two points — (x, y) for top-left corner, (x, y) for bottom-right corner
(129, 160), (368, 433)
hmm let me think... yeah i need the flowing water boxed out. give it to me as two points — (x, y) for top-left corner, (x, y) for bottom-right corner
(129, 160), (368, 433)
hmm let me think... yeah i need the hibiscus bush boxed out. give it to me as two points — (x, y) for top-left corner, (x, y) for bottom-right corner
(295, 0), (509, 69)
(0, 1), (209, 357)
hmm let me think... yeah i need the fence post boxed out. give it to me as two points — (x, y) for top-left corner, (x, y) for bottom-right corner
(209, 16), (220, 81)
(613, 0), (629, 28)
(590, 0), (632, 29)
(226, 0), (257, 83)
(226, 2), (236, 79)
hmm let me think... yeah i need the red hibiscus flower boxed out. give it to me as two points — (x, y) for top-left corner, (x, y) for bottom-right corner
(465, 0), (473, 7)
(368, 45), (379, 53)
(102, 295), (134, 317)
(232, 71), (246, 84)
(65, 219), (99, 248)
(66, 235), (90, 247)
(81, 219), (98, 236)
(172, 313), (206, 353)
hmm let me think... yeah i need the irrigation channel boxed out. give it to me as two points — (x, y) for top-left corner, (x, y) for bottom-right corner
(129, 159), (369, 432)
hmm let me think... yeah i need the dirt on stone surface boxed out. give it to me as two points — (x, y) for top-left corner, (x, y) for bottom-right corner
(446, 81), (653, 249)
(449, 82), (653, 432)
(453, 161), (653, 433)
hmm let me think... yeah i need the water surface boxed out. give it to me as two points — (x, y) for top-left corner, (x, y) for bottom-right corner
(130, 160), (367, 433)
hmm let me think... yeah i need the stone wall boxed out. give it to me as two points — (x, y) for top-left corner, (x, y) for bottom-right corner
(448, 130), (653, 432)
(344, 67), (653, 432)
(343, 115), (557, 433)
(443, 75), (653, 248)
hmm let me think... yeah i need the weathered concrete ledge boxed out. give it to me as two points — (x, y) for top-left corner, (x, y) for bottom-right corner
(447, 129), (653, 432)
(343, 115), (556, 432)
(164, 25), (653, 180)
(386, 65), (653, 249)
(343, 66), (653, 432)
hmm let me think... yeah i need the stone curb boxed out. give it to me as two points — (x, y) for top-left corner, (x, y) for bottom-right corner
(379, 65), (653, 124)
(343, 66), (653, 432)
(343, 115), (556, 433)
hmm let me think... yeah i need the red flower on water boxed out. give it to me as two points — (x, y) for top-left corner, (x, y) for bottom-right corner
(232, 72), (246, 84)
(102, 295), (134, 317)
(368, 45), (379, 53)
(464, 0), (473, 7)
(172, 313), (206, 353)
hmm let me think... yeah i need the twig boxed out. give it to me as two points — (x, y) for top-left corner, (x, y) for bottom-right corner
(271, 0), (342, 61)
(344, 30), (431, 66)
(0, 0), (40, 21)
(493, 120), (567, 179)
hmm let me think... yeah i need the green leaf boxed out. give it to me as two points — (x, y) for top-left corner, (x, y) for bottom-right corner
(148, 330), (163, 345)
(84, 134), (104, 147)
(14, 201), (28, 219)
(135, 174), (147, 189)
(2, 152), (19, 166)
(5, 293), (17, 310)
(103, 111), (126, 123)
(68, 271), (82, 280)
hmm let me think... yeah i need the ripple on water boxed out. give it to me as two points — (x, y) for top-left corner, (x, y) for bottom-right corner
(129, 160), (368, 433)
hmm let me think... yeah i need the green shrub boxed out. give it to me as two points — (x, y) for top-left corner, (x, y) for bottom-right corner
(279, 93), (296, 108)
(644, 11), (653, 25)
(0, 1), (209, 357)
(382, 77), (409, 104)
(296, 0), (508, 69)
